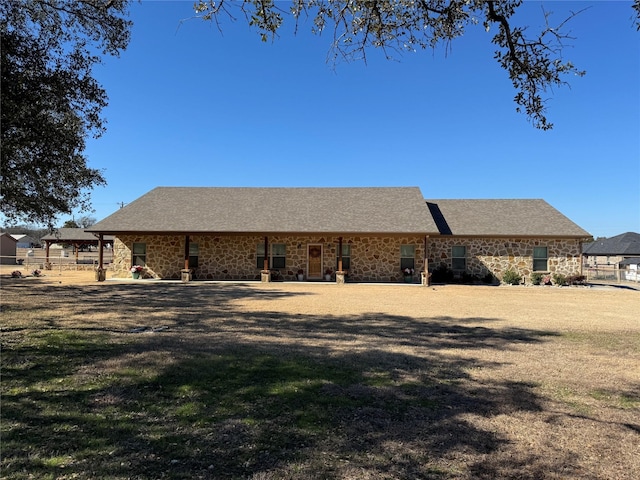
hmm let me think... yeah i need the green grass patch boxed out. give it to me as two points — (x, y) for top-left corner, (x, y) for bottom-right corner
(560, 331), (640, 352)
(2, 336), (445, 479)
(590, 389), (640, 409)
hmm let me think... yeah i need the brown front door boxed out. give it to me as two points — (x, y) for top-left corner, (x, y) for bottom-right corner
(307, 244), (323, 279)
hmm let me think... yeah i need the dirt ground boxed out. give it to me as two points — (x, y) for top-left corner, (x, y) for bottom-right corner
(3, 266), (638, 331)
(2, 266), (639, 479)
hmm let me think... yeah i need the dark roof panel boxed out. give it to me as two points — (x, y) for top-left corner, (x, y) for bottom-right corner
(582, 232), (640, 255)
(41, 228), (115, 242)
(425, 199), (591, 237)
(87, 187), (439, 234)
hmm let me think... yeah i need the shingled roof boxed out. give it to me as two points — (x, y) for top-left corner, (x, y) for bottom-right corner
(86, 187), (438, 235)
(425, 199), (591, 237)
(41, 228), (114, 243)
(582, 232), (640, 256)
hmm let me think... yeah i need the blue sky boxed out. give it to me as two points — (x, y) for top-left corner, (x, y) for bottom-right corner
(78, 0), (639, 238)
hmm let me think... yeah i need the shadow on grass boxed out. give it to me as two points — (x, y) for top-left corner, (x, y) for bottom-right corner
(1, 282), (575, 479)
(0, 282), (312, 334)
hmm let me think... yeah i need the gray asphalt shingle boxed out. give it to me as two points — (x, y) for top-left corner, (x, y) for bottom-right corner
(425, 199), (590, 237)
(582, 232), (640, 255)
(86, 188), (590, 238)
(41, 228), (115, 242)
(87, 187), (438, 234)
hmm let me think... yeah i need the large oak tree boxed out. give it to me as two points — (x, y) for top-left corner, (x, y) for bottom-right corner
(1, 0), (131, 228)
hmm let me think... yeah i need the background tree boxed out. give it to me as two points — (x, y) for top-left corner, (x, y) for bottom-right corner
(1, 0), (132, 228)
(77, 215), (97, 228)
(1, 225), (49, 243)
(62, 220), (80, 229)
(194, 0), (640, 130)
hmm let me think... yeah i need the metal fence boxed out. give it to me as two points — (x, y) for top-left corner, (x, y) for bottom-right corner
(2, 249), (113, 271)
(584, 265), (639, 284)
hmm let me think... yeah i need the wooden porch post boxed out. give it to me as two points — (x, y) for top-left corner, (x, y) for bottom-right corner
(181, 235), (192, 282)
(96, 234), (106, 281)
(335, 237), (346, 285)
(261, 236), (271, 282)
(184, 235), (190, 270)
(423, 235), (428, 272)
(422, 235), (430, 286)
(98, 235), (104, 269)
(263, 236), (269, 271)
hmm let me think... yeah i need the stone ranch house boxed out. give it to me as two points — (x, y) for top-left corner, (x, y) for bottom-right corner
(86, 187), (591, 283)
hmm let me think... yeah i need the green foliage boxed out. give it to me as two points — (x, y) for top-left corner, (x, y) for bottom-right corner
(482, 272), (496, 284)
(501, 269), (522, 285)
(62, 220), (79, 229)
(460, 272), (477, 284)
(567, 274), (586, 286)
(530, 272), (544, 285)
(0, 0), (132, 227)
(552, 273), (568, 286)
(190, 1), (640, 130)
(430, 264), (454, 283)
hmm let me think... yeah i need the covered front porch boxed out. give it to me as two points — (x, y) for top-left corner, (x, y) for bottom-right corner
(104, 233), (431, 285)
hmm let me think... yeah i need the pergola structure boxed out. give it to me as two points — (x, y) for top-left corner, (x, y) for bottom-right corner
(40, 228), (114, 271)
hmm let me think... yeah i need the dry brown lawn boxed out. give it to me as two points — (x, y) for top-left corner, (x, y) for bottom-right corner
(1, 268), (639, 479)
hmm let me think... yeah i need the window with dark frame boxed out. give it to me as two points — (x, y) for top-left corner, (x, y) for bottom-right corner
(132, 242), (146, 266)
(256, 243), (286, 269)
(336, 244), (351, 271)
(533, 246), (548, 271)
(271, 243), (286, 269)
(452, 245), (467, 271)
(189, 243), (199, 268)
(400, 245), (415, 271)
(257, 243), (266, 269)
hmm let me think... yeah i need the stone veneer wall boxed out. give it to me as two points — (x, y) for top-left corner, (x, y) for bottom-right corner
(112, 234), (584, 282)
(112, 234), (427, 282)
(427, 237), (584, 281)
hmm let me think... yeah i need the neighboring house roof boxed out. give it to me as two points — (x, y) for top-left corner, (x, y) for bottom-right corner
(620, 257), (640, 266)
(425, 199), (591, 237)
(10, 234), (38, 244)
(86, 187), (439, 235)
(582, 232), (640, 256)
(41, 228), (115, 243)
(0, 232), (18, 243)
